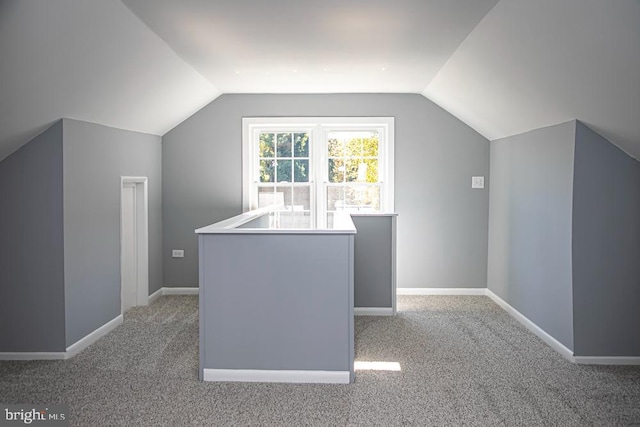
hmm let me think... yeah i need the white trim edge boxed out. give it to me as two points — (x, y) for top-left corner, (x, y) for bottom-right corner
(0, 315), (123, 361)
(485, 290), (575, 363)
(0, 352), (66, 361)
(395, 287), (576, 363)
(573, 356), (640, 365)
(148, 288), (163, 304)
(397, 288), (487, 296)
(203, 369), (350, 384)
(354, 307), (394, 316)
(148, 287), (199, 304)
(65, 315), (123, 359)
(162, 287), (199, 296)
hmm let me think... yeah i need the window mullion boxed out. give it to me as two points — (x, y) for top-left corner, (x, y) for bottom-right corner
(243, 117), (394, 224)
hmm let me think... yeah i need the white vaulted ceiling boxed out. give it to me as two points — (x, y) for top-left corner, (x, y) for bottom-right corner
(424, 0), (640, 158)
(1, 0), (639, 161)
(121, 0), (499, 93)
(0, 0), (220, 161)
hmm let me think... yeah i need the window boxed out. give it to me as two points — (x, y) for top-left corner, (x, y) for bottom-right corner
(243, 117), (394, 228)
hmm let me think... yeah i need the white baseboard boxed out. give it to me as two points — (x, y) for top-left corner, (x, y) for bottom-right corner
(148, 287), (163, 304)
(485, 290), (575, 362)
(397, 288), (487, 296)
(65, 315), (123, 359)
(0, 315), (123, 361)
(420, 289), (640, 366)
(0, 352), (66, 360)
(203, 368), (350, 384)
(574, 356), (640, 365)
(162, 287), (199, 296)
(149, 287), (199, 304)
(354, 307), (394, 316)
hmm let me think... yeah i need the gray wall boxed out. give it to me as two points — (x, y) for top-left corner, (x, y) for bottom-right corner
(352, 215), (395, 308)
(199, 233), (353, 373)
(63, 119), (162, 347)
(572, 121), (640, 356)
(163, 94), (490, 288)
(487, 121), (576, 350)
(0, 122), (66, 352)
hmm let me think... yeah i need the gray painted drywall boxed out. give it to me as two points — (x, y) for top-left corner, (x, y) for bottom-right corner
(572, 121), (640, 356)
(63, 119), (162, 347)
(0, 121), (66, 352)
(487, 121), (575, 350)
(352, 215), (395, 308)
(199, 233), (353, 373)
(163, 94), (489, 288)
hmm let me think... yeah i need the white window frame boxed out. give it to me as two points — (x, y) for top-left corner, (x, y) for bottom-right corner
(242, 117), (394, 227)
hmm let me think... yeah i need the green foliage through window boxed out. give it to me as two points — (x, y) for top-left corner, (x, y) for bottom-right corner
(327, 132), (379, 183)
(260, 132), (310, 183)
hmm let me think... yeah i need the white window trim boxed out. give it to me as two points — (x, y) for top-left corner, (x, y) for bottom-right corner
(242, 117), (394, 226)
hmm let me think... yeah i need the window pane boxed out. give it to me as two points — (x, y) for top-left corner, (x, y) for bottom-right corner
(278, 211), (311, 229)
(274, 185), (292, 207)
(259, 159), (275, 183)
(330, 160), (378, 183)
(276, 159), (292, 182)
(294, 159), (309, 182)
(328, 158), (345, 183)
(345, 137), (363, 158)
(259, 133), (274, 158)
(327, 186), (345, 211)
(292, 186), (311, 210)
(327, 137), (343, 157)
(362, 132), (379, 157)
(351, 185), (380, 210)
(344, 160), (360, 183)
(277, 133), (292, 157)
(362, 159), (378, 183)
(258, 187), (280, 208)
(294, 133), (309, 157)
(258, 186), (291, 208)
(327, 185), (381, 211)
(328, 131), (378, 157)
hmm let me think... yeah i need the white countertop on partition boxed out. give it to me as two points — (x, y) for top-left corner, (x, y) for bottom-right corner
(195, 207), (357, 235)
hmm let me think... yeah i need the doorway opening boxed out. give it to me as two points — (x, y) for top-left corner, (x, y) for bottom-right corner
(120, 176), (149, 314)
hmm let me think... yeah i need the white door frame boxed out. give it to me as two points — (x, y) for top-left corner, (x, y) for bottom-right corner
(120, 176), (149, 313)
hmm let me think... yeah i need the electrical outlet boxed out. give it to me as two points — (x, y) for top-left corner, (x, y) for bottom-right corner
(172, 249), (184, 258)
(472, 176), (485, 189)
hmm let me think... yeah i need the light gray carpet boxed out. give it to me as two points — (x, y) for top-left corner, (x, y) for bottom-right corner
(1, 295), (639, 426)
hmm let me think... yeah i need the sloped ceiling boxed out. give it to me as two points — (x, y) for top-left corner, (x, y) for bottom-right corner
(424, 0), (640, 158)
(0, 0), (219, 161)
(121, 0), (498, 93)
(1, 0), (639, 161)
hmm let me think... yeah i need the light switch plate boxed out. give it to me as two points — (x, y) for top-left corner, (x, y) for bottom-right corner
(472, 176), (485, 189)
(172, 249), (184, 258)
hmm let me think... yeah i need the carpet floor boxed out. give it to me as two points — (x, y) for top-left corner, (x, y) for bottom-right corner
(1, 295), (639, 426)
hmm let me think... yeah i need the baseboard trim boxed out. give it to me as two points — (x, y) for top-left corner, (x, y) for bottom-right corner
(354, 307), (394, 316)
(485, 290), (575, 362)
(574, 356), (640, 365)
(148, 287), (199, 304)
(162, 287), (199, 295)
(66, 315), (123, 359)
(203, 368), (350, 384)
(0, 315), (123, 361)
(404, 288), (639, 366)
(397, 288), (487, 296)
(162, 287), (199, 296)
(148, 288), (163, 304)
(0, 352), (66, 360)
